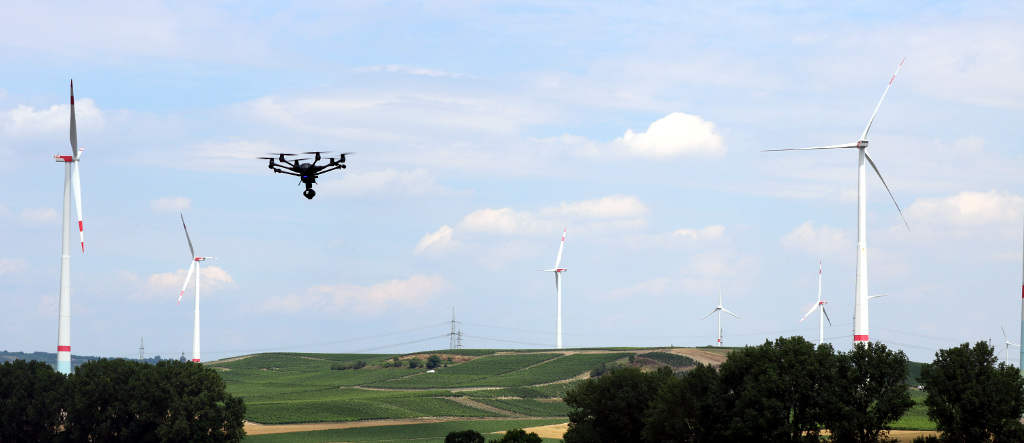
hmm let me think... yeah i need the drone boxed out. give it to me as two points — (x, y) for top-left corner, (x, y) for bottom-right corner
(258, 151), (351, 199)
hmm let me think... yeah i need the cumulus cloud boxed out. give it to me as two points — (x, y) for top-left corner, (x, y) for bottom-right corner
(351, 65), (465, 78)
(151, 196), (191, 212)
(782, 221), (851, 256)
(671, 225), (726, 241)
(459, 207), (544, 235)
(318, 169), (453, 198)
(1, 98), (104, 136)
(259, 274), (450, 314)
(413, 195), (651, 256)
(907, 190), (1024, 226)
(614, 113), (725, 158)
(542, 195), (649, 219)
(19, 207), (59, 225)
(624, 224), (726, 249)
(147, 265), (236, 294)
(414, 225), (454, 254)
(0, 258), (27, 276)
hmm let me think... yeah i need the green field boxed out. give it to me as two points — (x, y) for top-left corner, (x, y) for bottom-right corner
(213, 349), (935, 441)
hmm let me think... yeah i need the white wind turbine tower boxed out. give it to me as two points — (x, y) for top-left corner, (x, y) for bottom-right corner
(1001, 327), (1020, 365)
(177, 214), (216, 363)
(799, 261), (831, 345)
(54, 80), (86, 375)
(541, 229), (568, 349)
(702, 288), (739, 347)
(767, 59), (909, 345)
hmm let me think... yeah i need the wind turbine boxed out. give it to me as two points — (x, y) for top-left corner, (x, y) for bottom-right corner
(766, 58), (909, 345)
(1001, 327), (1019, 365)
(54, 80), (86, 375)
(799, 261), (831, 345)
(177, 214), (216, 363)
(541, 229), (567, 349)
(702, 288), (739, 347)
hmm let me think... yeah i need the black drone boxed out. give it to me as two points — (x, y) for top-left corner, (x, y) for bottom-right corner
(258, 151), (351, 199)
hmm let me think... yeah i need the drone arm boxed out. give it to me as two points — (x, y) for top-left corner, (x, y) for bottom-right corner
(271, 168), (302, 177)
(317, 164), (345, 174)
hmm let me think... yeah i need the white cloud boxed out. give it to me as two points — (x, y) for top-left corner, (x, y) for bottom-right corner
(542, 195), (649, 219)
(671, 225), (726, 241)
(458, 207), (543, 235)
(146, 265), (236, 295)
(150, 196), (191, 212)
(614, 113), (725, 158)
(259, 275), (450, 315)
(19, 207), (59, 225)
(414, 225), (454, 254)
(1, 98), (104, 136)
(781, 221), (851, 256)
(625, 224), (726, 249)
(907, 190), (1024, 226)
(318, 169), (453, 198)
(0, 258), (27, 276)
(351, 65), (465, 78)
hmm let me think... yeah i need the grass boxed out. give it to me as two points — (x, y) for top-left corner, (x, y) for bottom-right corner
(244, 418), (568, 443)
(640, 351), (697, 368)
(216, 349), (937, 440)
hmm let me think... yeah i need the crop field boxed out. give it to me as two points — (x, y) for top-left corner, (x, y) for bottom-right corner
(244, 418), (568, 443)
(213, 348), (937, 440)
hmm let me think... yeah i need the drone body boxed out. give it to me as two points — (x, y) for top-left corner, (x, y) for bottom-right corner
(258, 151), (350, 199)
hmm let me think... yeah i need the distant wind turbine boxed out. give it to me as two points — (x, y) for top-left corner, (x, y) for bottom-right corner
(1002, 326), (1020, 365)
(702, 288), (739, 347)
(177, 214), (216, 363)
(799, 261), (831, 345)
(540, 229), (567, 349)
(54, 80), (86, 375)
(766, 58), (909, 345)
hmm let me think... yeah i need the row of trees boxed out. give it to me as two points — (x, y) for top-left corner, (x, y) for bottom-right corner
(0, 358), (246, 442)
(563, 337), (1024, 443)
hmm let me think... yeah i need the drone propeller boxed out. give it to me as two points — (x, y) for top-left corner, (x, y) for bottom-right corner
(302, 151), (328, 162)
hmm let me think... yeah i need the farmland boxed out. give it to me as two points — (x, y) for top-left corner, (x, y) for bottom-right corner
(210, 347), (935, 441)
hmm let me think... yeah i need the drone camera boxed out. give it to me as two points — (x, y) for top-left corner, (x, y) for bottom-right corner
(303, 189), (316, 199)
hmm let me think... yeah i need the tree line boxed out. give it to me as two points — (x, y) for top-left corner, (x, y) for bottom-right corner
(0, 358), (245, 442)
(562, 337), (1024, 443)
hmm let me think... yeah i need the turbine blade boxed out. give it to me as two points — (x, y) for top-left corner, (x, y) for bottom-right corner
(861, 57), (905, 141)
(69, 80), (78, 157)
(178, 260), (196, 304)
(722, 308), (740, 319)
(763, 143), (859, 152)
(864, 150), (909, 230)
(1003, 326), (1009, 343)
(72, 162), (84, 252)
(799, 304), (818, 323)
(701, 308), (719, 320)
(180, 213), (195, 258)
(554, 228), (566, 268)
(818, 261), (822, 303)
(822, 306), (832, 325)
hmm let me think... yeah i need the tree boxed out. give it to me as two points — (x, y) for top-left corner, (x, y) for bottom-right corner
(643, 363), (731, 443)
(0, 359), (66, 441)
(427, 354), (442, 369)
(717, 336), (835, 442)
(487, 428), (543, 443)
(62, 359), (245, 442)
(827, 342), (915, 443)
(409, 357), (423, 369)
(919, 341), (1024, 442)
(563, 366), (674, 442)
(445, 429), (485, 443)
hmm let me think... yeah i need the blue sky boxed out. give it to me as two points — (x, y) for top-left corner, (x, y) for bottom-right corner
(2, 1), (1023, 364)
